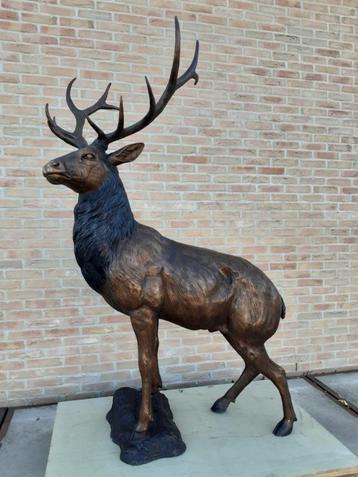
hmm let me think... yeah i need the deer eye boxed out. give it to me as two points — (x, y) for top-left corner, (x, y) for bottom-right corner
(81, 153), (96, 161)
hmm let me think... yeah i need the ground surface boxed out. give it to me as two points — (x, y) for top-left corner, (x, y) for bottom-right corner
(316, 372), (358, 408)
(0, 405), (56, 477)
(0, 374), (357, 477)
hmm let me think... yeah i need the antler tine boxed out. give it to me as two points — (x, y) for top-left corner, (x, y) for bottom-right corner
(116, 16), (200, 142)
(45, 103), (86, 148)
(68, 79), (120, 144)
(177, 38), (199, 88)
(83, 83), (120, 115)
(103, 96), (125, 144)
(65, 78), (80, 116)
(148, 17), (199, 117)
(46, 78), (120, 149)
(87, 96), (125, 145)
(154, 15), (181, 113)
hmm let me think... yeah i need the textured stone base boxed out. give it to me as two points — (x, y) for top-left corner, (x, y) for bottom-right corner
(106, 387), (186, 465)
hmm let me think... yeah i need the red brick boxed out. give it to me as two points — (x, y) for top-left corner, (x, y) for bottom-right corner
(0, 0), (356, 408)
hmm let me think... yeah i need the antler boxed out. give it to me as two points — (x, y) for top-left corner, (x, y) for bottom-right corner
(45, 79), (120, 148)
(87, 16), (199, 148)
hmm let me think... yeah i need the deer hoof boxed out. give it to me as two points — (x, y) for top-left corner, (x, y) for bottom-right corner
(211, 397), (231, 414)
(272, 418), (294, 437)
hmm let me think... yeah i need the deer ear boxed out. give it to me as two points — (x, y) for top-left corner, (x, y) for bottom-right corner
(108, 143), (144, 166)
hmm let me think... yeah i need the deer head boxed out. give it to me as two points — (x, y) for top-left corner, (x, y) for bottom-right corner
(43, 17), (199, 194)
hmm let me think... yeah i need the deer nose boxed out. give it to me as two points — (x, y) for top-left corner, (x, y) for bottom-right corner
(42, 159), (64, 178)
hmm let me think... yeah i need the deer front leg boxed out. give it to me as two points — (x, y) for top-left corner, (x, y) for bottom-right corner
(152, 319), (162, 392)
(130, 307), (158, 433)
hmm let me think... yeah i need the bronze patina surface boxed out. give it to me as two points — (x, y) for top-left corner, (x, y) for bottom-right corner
(43, 18), (296, 439)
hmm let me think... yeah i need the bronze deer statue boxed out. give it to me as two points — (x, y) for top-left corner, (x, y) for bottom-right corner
(43, 18), (296, 437)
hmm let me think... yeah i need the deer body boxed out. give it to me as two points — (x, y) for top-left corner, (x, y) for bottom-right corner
(73, 168), (283, 335)
(104, 230), (283, 337)
(43, 18), (296, 439)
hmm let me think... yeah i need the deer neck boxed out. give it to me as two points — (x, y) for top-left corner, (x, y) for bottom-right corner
(73, 172), (135, 292)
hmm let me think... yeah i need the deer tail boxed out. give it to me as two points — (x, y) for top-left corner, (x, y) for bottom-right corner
(280, 296), (286, 319)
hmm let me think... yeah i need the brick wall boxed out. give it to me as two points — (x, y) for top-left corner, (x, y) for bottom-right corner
(0, 0), (357, 407)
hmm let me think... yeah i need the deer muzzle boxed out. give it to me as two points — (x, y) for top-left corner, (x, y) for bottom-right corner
(42, 159), (67, 183)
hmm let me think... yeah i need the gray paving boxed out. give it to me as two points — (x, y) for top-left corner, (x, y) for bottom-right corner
(288, 377), (358, 456)
(0, 405), (56, 477)
(0, 376), (357, 477)
(315, 371), (358, 408)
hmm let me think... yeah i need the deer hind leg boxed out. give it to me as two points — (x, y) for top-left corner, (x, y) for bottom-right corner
(130, 307), (158, 433)
(211, 332), (296, 436)
(211, 364), (258, 413)
(253, 346), (297, 436)
(211, 332), (259, 413)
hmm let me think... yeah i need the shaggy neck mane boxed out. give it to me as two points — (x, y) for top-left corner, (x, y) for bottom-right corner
(73, 171), (135, 292)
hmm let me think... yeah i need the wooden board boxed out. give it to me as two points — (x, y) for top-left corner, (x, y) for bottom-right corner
(299, 467), (358, 477)
(0, 408), (14, 442)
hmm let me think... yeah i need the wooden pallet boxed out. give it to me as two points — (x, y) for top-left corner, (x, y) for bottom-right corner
(300, 467), (358, 477)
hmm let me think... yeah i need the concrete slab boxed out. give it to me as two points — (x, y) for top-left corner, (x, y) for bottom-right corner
(288, 378), (358, 457)
(45, 381), (358, 477)
(0, 405), (56, 477)
(315, 372), (358, 408)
